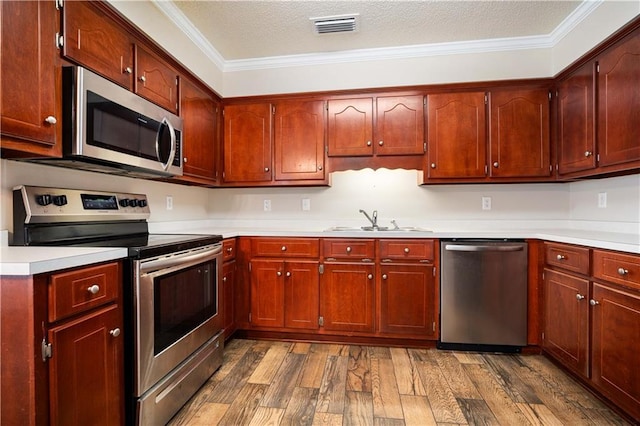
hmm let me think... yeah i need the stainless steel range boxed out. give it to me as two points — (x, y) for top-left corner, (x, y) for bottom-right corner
(12, 185), (224, 425)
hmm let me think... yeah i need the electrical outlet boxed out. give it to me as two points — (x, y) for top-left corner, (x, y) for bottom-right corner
(482, 196), (492, 210)
(598, 192), (607, 208)
(166, 196), (173, 210)
(302, 198), (311, 211)
(263, 199), (272, 211)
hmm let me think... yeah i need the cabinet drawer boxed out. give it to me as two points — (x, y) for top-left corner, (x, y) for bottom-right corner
(544, 242), (590, 275)
(593, 249), (640, 290)
(252, 238), (320, 258)
(223, 238), (237, 262)
(322, 239), (375, 260)
(49, 262), (121, 322)
(379, 239), (435, 261)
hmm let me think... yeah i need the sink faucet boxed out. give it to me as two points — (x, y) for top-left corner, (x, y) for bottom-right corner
(359, 209), (378, 230)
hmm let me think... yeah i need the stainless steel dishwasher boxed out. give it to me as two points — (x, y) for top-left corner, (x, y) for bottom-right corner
(438, 239), (528, 352)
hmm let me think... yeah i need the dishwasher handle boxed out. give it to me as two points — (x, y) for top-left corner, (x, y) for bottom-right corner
(444, 244), (524, 252)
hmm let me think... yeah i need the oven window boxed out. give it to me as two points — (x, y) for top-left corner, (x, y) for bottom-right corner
(153, 260), (217, 354)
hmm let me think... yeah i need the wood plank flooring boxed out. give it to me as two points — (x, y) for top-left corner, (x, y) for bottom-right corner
(168, 339), (630, 426)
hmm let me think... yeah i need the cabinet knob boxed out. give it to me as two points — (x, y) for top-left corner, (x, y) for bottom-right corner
(223, 276), (227, 282)
(556, 254), (566, 260)
(378, 140), (384, 146)
(382, 274), (388, 280)
(346, 246), (352, 253)
(318, 165), (323, 171)
(286, 271), (291, 277)
(618, 267), (629, 276)
(281, 246), (287, 251)
(590, 299), (599, 306)
(431, 163), (436, 169)
(264, 167), (270, 172)
(576, 293), (585, 300)
(493, 162), (499, 168)
(124, 66), (133, 74)
(44, 116), (57, 125)
(404, 247), (410, 253)
(367, 274), (373, 280)
(183, 157), (188, 163)
(109, 328), (121, 337)
(139, 75), (146, 83)
(277, 271), (282, 277)
(584, 151), (593, 157)
(226, 247), (233, 254)
(366, 141), (372, 146)
(87, 284), (100, 295)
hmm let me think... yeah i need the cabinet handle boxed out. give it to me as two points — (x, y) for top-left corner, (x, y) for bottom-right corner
(183, 157), (188, 163)
(286, 271), (291, 277)
(87, 284), (100, 295)
(382, 274), (388, 280)
(139, 75), (146, 83)
(109, 328), (121, 337)
(556, 254), (566, 260)
(585, 151), (593, 157)
(576, 293), (585, 300)
(404, 247), (410, 253)
(223, 276), (227, 282)
(346, 246), (352, 253)
(318, 165), (323, 171)
(378, 140), (384, 146)
(124, 66), (133, 74)
(367, 274), (373, 280)
(618, 267), (629, 276)
(493, 162), (499, 168)
(366, 141), (372, 146)
(264, 167), (270, 172)
(281, 246), (287, 251)
(590, 299), (599, 306)
(431, 163), (436, 169)
(277, 271), (282, 276)
(44, 116), (57, 125)
(226, 247), (233, 254)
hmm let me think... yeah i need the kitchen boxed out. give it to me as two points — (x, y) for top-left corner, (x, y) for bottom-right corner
(1, 0), (640, 425)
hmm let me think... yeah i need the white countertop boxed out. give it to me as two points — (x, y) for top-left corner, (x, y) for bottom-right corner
(1, 227), (638, 276)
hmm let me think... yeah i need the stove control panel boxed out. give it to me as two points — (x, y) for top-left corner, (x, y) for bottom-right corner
(13, 185), (151, 224)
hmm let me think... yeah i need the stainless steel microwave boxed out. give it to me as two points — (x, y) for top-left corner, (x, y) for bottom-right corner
(33, 66), (183, 178)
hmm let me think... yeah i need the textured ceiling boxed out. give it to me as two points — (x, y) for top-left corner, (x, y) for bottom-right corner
(171, 1), (582, 61)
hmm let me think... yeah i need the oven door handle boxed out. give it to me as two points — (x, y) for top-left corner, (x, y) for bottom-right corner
(139, 244), (222, 274)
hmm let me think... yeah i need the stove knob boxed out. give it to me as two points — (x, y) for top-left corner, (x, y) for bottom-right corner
(129, 199), (139, 207)
(119, 198), (130, 208)
(138, 199), (148, 208)
(36, 194), (52, 206)
(53, 195), (68, 206)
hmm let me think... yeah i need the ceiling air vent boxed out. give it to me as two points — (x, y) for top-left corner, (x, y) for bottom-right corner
(311, 14), (358, 34)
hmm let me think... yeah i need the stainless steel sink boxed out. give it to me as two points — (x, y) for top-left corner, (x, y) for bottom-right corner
(323, 226), (432, 232)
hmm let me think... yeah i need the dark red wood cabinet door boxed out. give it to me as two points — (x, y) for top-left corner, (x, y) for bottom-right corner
(274, 100), (326, 182)
(222, 260), (236, 338)
(1, 0), (60, 155)
(134, 45), (179, 114)
(284, 261), (320, 329)
(250, 259), (285, 328)
(557, 63), (596, 175)
(62, 1), (134, 89)
(426, 92), (487, 178)
(48, 304), (123, 426)
(591, 282), (640, 420)
(489, 88), (551, 178)
(597, 31), (640, 168)
(375, 95), (425, 156)
(327, 98), (373, 157)
(542, 269), (590, 378)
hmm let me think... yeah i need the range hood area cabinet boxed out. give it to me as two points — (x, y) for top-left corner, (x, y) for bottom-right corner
(222, 100), (328, 186)
(423, 87), (553, 183)
(557, 27), (640, 179)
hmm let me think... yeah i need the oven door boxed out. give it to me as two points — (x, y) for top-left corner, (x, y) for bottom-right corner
(134, 243), (222, 396)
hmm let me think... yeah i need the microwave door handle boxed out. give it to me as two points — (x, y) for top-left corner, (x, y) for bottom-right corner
(156, 117), (176, 171)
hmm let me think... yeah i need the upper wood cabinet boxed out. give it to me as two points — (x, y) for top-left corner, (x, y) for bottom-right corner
(134, 45), (179, 114)
(223, 103), (273, 183)
(223, 100), (328, 186)
(425, 91), (487, 179)
(489, 88), (551, 178)
(62, 0), (134, 89)
(0, 0), (61, 157)
(556, 62), (597, 176)
(180, 78), (219, 183)
(328, 95), (425, 157)
(273, 99), (326, 182)
(596, 29), (640, 169)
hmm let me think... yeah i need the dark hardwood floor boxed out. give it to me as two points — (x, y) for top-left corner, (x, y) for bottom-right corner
(168, 339), (630, 425)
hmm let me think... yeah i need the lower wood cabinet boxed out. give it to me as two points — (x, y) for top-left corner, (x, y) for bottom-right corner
(222, 259), (237, 339)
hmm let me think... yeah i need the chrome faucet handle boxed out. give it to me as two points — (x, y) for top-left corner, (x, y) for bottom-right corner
(391, 219), (400, 230)
(372, 210), (378, 226)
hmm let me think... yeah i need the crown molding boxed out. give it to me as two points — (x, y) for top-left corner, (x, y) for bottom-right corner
(154, 0), (603, 73)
